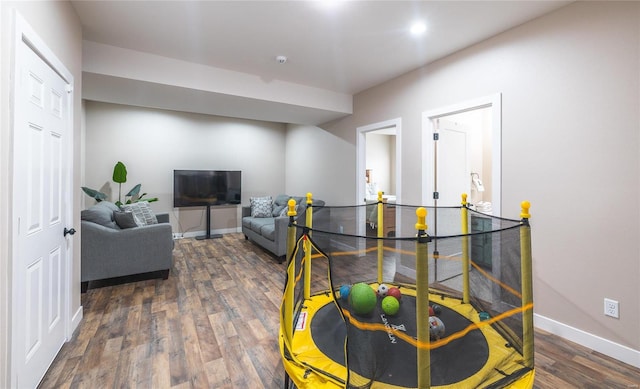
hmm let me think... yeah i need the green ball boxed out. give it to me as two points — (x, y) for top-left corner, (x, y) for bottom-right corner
(349, 283), (377, 315)
(381, 296), (400, 316)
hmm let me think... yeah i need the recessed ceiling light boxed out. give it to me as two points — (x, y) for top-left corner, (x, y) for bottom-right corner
(316, 0), (344, 10)
(410, 22), (427, 35)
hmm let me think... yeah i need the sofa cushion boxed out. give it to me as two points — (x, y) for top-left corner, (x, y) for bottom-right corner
(272, 203), (286, 217)
(121, 201), (158, 226)
(261, 223), (276, 241)
(114, 211), (138, 229)
(249, 217), (275, 235)
(250, 196), (272, 218)
(81, 201), (119, 229)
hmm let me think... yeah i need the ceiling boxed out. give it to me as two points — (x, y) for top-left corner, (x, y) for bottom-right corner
(71, 0), (572, 124)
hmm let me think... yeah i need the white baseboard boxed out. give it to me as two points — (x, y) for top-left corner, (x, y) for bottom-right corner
(182, 227), (241, 239)
(534, 313), (640, 369)
(70, 305), (83, 337)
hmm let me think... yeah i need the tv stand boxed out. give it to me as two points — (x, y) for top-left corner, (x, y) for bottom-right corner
(196, 205), (222, 240)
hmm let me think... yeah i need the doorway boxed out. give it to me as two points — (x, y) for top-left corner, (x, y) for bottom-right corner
(422, 94), (502, 216)
(356, 118), (402, 237)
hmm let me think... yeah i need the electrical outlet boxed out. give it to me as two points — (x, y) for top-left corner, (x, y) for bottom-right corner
(604, 298), (619, 318)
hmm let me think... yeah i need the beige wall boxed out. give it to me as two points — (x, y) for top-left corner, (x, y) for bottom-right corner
(0, 1), (83, 387)
(84, 101), (287, 235)
(320, 1), (640, 360)
(285, 123), (354, 205)
(366, 133), (394, 196)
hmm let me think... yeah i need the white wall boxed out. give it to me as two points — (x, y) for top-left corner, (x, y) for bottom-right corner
(0, 2), (83, 387)
(320, 1), (640, 365)
(366, 133), (394, 196)
(84, 101), (287, 234)
(285, 123), (354, 205)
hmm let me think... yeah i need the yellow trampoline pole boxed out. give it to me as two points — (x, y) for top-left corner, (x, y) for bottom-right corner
(303, 193), (313, 300)
(415, 207), (431, 389)
(520, 201), (534, 369)
(377, 191), (384, 283)
(284, 199), (298, 344)
(461, 193), (470, 304)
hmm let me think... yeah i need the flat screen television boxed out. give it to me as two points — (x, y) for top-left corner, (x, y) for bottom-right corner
(173, 170), (241, 208)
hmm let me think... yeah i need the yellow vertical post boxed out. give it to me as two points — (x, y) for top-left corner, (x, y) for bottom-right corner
(303, 193), (313, 300)
(377, 191), (384, 283)
(415, 207), (431, 389)
(284, 199), (298, 345)
(520, 201), (534, 369)
(461, 193), (470, 304)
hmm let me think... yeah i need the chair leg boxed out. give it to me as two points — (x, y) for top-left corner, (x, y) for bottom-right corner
(81, 281), (88, 293)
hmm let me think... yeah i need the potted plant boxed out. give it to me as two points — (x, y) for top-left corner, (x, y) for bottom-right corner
(82, 161), (158, 206)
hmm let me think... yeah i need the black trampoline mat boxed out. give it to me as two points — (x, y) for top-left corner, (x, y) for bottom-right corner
(310, 295), (489, 387)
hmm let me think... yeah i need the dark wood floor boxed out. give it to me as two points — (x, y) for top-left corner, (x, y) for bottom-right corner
(39, 234), (640, 388)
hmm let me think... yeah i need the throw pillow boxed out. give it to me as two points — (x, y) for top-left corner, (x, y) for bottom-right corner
(113, 211), (138, 229)
(250, 196), (272, 218)
(121, 201), (158, 226)
(80, 201), (119, 229)
(272, 203), (287, 217)
(271, 194), (290, 216)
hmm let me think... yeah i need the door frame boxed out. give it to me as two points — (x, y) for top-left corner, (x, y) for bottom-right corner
(10, 11), (76, 387)
(356, 118), (402, 237)
(422, 94), (502, 216)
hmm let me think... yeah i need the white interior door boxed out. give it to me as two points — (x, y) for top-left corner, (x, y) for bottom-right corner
(435, 119), (470, 207)
(422, 94), (501, 216)
(12, 23), (72, 389)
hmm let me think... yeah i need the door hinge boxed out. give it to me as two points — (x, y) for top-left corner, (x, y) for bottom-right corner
(433, 192), (439, 200)
(433, 133), (439, 141)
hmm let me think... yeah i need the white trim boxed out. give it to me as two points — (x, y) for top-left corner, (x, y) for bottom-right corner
(71, 306), (83, 333)
(535, 314), (640, 369)
(422, 94), (502, 215)
(183, 227), (241, 239)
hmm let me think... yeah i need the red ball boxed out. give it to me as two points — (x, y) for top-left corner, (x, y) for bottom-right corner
(387, 287), (402, 300)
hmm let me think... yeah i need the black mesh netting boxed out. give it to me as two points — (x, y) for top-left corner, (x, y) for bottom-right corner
(282, 201), (533, 389)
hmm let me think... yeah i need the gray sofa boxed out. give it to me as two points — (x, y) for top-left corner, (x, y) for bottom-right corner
(242, 194), (325, 261)
(80, 201), (174, 291)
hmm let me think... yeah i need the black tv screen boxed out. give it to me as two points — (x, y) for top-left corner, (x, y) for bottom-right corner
(173, 170), (241, 207)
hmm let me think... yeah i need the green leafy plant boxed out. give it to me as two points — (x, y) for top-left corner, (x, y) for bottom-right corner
(82, 161), (158, 206)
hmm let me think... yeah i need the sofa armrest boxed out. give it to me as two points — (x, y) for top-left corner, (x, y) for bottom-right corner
(242, 206), (251, 218)
(274, 216), (290, 252)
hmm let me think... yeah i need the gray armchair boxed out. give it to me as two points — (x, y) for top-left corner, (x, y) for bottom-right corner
(80, 201), (174, 292)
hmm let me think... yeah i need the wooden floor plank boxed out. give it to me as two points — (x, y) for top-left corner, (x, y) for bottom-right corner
(38, 233), (640, 389)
